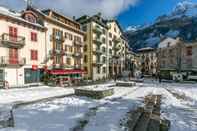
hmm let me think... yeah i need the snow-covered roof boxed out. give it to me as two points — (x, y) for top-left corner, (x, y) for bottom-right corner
(0, 6), (45, 29)
(137, 47), (154, 52)
(158, 37), (178, 48)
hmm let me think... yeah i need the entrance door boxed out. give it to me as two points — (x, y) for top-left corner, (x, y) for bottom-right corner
(24, 68), (41, 84)
(9, 48), (18, 64)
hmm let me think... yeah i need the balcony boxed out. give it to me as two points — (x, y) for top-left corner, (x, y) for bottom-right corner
(93, 25), (103, 35)
(93, 60), (103, 66)
(0, 56), (26, 67)
(93, 37), (102, 46)
(0, 33), (25, 49)
(73, 40), (83, 47)
(93, 48), (102, 55)
(113, 38), (121, 44)
(74, 64), (82, 69)
(49, 49), (65, 56)
(52, 35), (65, 42)
(73, 52), (82, 58)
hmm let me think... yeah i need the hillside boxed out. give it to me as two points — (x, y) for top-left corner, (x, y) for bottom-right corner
(124, 1), (197, 52)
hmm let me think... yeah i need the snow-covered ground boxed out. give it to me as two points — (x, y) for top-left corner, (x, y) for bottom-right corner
(0, 81), (197, 131)
(0, 86), (74, 105)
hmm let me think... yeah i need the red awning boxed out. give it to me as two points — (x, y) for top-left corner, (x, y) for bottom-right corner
(47, 69), (86, 75)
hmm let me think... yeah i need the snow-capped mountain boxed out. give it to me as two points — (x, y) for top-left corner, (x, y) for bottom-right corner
(126, 25), (141, 32)
(124, 1), (197, 52)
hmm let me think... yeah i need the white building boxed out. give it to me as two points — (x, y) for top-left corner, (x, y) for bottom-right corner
(0, 7), (46, 87)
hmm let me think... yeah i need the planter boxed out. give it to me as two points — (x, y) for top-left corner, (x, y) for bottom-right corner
(116, 81), (136, 87)
(75, 86), (114, 99)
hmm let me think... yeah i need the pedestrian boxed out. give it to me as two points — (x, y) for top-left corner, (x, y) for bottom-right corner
(158, 74), (162, 83)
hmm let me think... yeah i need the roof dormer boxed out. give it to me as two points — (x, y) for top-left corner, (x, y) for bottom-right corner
(22, 10), (38, 23)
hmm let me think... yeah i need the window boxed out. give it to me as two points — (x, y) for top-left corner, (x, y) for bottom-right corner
(102, 47), (106, 53)
(102, 38), (106, 43)
(186, 46), (192, 56)
(114, 27), (117, 32)
(31, 32), (37, 42)
(65, 45), (68, 51)
(102, 56), (106, 63)
(109, 49), (112, 55)
(102, 67), (106, 73)
(55, 56), (61, 64)
(69, 46), (73, 52)
(109, 49), (112, 54)
(109, 33), (112, 38)
(84, 66), (88, 72)
(97, 67), (100, 74)
(84, 55), (87, 63)
(66, 58), (71, 65)
(69, 34), (73, 40)
(84, 45), (87, 52)
(9, 26), (17, 41)
(109, 40), (112, 46)
(82, 25), (87, 32)
(31, 50), (38, 60)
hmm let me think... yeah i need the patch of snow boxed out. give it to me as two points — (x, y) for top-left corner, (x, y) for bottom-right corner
(144, 36), (160, 47)
(165, 30), (180, 38)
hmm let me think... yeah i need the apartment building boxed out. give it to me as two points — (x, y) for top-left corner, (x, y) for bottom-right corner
(77, 13), (108, 81)
(158, 37), (197, 79)
(0, 6), (46, 87)
(106, 20), (127, 78)
(137, 47), (158, 76)
(27, 7), (85, 83)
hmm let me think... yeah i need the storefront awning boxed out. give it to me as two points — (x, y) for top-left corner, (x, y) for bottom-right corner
(47, 69), (86, 75)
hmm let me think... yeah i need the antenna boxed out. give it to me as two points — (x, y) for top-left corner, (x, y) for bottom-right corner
(24, 0), (32, 7)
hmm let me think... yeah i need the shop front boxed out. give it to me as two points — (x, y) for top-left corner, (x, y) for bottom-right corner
(45, 69), (85, 86)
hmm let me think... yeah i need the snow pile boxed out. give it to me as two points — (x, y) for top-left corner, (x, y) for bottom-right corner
(0, 105), (12, 121)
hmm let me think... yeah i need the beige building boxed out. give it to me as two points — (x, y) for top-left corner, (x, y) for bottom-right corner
(77, 14), (108, 81)
(106, 20), (127, 78)
(158, 37), (197, 79)
(28, 7), (85, 83)
(0, 6), (46, 87)
(137, 47), (158, 76)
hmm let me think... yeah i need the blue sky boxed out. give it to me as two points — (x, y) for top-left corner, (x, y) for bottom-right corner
(0, 0), (196, 30)
(118, 0), (197, 29)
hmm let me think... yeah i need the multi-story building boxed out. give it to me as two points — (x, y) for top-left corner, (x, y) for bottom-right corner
(77, 13), (108, 81)
(137, 47), (158, 76)
(106, 20), (127, 78)
(27, 7), (85, 83)
(0, 6), (46, 87)
(158, 37), (197, 79)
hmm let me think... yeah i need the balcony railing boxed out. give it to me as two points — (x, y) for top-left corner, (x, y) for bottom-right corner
(0, 33), (25, 48)
(73, 40), (83, 46)
(73, 52), (82, 57)
(93, 48), (102, 55)
(0, 56), (26, 67)
(93, 60), (103, 66)
(93, 26), (103, 35)
(93, 37), (102, 45)
(113, 38), (121, 44)
(74, 64), (82, 69)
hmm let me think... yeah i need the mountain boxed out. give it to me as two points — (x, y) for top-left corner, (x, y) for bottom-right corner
(124, 1), (197, 52)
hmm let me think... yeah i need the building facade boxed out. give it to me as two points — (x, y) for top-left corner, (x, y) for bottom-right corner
(28, 7), (85, 83)
(77, 14), (108, 81)
(0, 7), (46, 87)
(137, 47), (158, 76)
(158, 37), (197, 79)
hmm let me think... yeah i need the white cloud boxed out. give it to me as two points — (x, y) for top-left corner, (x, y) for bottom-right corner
(0, 0), (139, 18)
